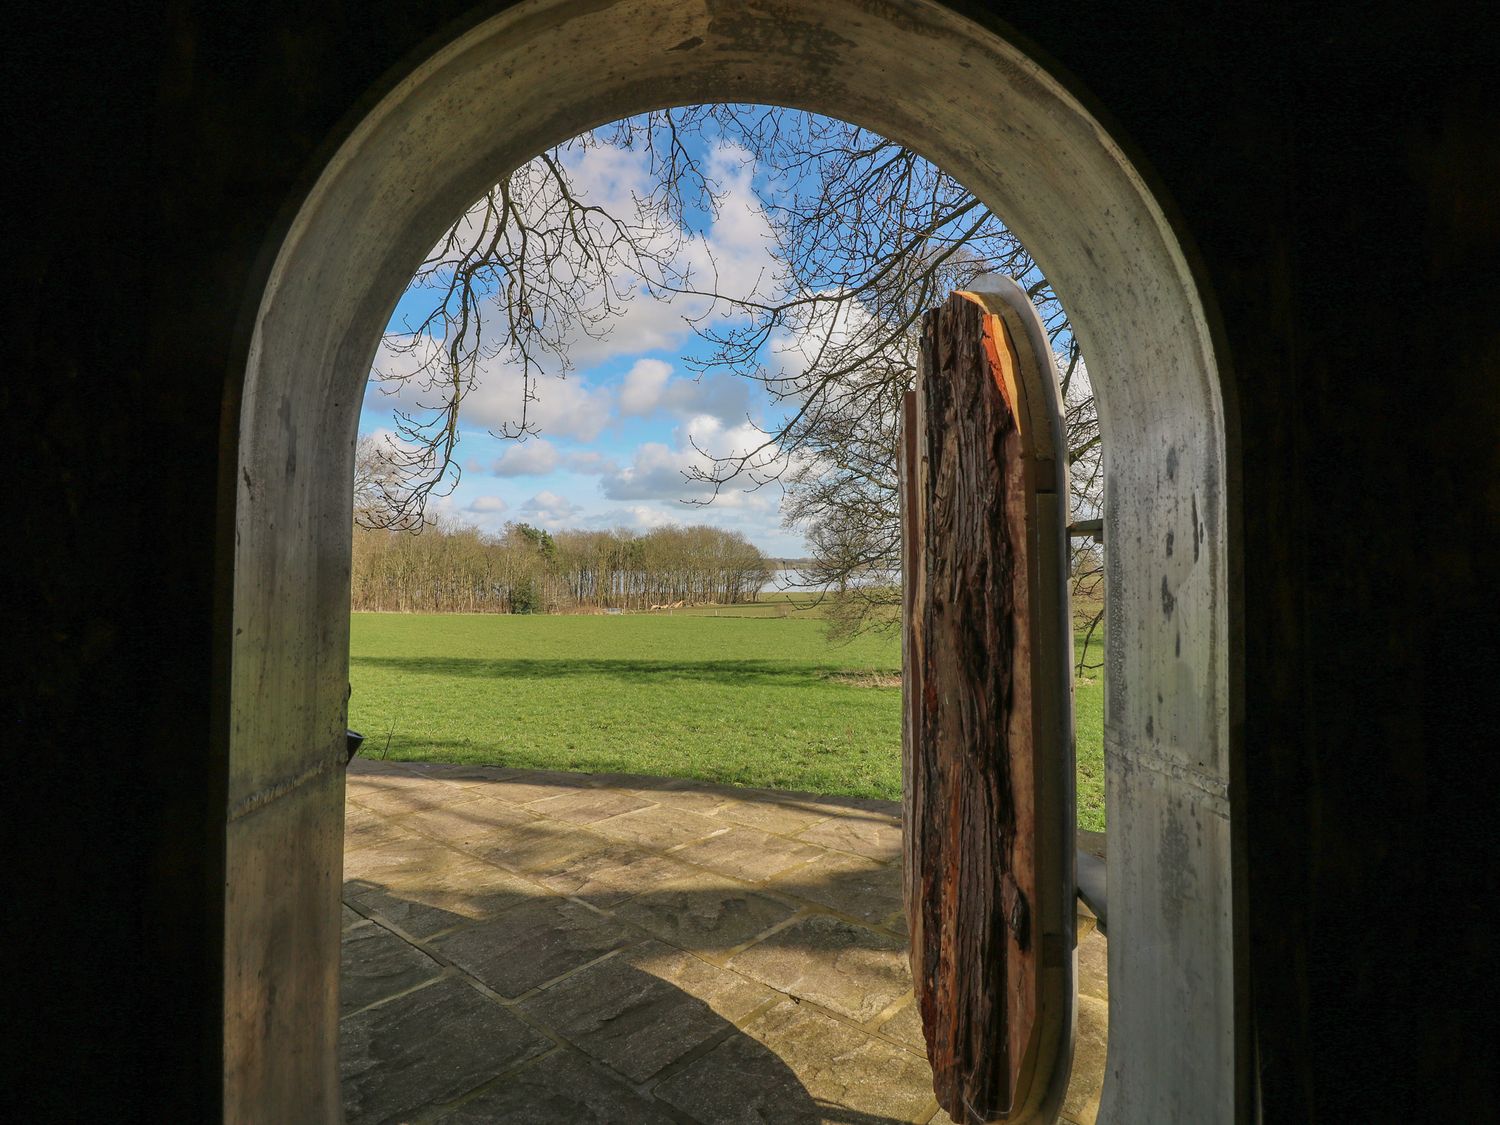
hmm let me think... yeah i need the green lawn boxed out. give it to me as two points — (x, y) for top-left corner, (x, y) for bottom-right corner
(1074, 666), (1105, 831)
(349, 611), (1106, 828)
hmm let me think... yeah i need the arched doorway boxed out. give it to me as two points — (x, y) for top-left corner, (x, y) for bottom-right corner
(227, 1), (1242, 1119)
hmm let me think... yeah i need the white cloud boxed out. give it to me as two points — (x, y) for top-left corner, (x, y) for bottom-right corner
(368, 137), (783, 445)
(465, 496), (509, 513)
(518, 490), (583, 526)
(366, 333), (443, 390)
(460, 369), (614, 443)
(559, 141), (660, 216)
(491, 439), (560, 477)
(681, 143), (778, 300)
(599, 442), (707, 501)
(619, 359), (673, 415)
(665, 371), (753, 422)
(529, 377), (615, 442)
(679, 414), (778, 470)
(511, 139), (778, 373)
(583, 505), (680, 532)
(365, 333), (613, 444)
(564, 450), (618, 474)
(766, 289), (879, 381)
(597, 414), (778, 503)
(362, 135), (802, 556)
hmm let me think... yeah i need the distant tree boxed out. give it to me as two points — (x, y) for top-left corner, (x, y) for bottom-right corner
(350, 521), (773, 615)
(506, 522), (557, 563)
(508, 576), (539, 615)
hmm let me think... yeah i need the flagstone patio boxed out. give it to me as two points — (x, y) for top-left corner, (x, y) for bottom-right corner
(342, 759), (1108, 1124)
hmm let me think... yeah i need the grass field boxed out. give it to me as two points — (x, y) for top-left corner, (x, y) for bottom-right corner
(348, 609), (1106, 829)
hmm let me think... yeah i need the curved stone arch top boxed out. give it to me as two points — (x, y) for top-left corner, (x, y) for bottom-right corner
(229, 0), (1242, 1119)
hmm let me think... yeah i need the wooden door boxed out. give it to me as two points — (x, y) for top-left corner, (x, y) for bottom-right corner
(901, 277), (1075, 1124)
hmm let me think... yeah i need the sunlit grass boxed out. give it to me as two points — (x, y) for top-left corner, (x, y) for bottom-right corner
(349, 610), (1105, 826)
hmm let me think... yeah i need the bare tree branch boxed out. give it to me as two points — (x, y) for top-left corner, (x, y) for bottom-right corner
(359, 106), (1106, 668)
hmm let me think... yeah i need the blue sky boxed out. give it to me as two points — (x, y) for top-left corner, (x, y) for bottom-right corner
(358, 133), (812, 556)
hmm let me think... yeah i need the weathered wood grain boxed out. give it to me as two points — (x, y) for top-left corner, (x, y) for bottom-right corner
(900, 385), (926, 973)
(903, 292), (1041, 1123)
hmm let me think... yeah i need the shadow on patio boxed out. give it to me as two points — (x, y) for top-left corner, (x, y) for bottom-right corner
(340, 760), (1107, 1123)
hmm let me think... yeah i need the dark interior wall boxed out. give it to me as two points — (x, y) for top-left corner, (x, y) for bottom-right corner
(1243, 14), (1499, 1114)
(11, 2), (1495, 1119)
(1002, 4), (1500, 1115)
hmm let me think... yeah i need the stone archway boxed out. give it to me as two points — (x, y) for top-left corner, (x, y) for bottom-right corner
(228, 1), (1242, 1119)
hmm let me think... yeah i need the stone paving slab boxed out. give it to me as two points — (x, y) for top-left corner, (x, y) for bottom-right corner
(340, 921), (444, 1015)
(655, 997), (938, 1124)
(345, 801), (421, 852)
(342, 835), (464, 887)
(612, 874), (800, 955)
(775, 790), (902, 822)
(430, 1050), (681, 1124)
(1078, 927), (1109, 1001)
(527, 787), (655, 824)
(588, 802), (728, 849)
(786, 848), (905, 925)
(346, 853), (537, 939)
(711, 796), (833, 835)
(519, 940), (773, 1082)
(400, 796), (546, 843)
(395, 761), (526, 784)
(456, 817), (606, 874)
(340, 763), (1107, 1123)
(348, 774), (489, 818)
(341, 976), (552, 1125)
(483, 770), (608, 805)
(794, 815), (904, 862)
(671, 825), (825, 882)
(873, 996), (927, 1054)
(530, 840), (701, 907)
(430, 897), (633, 998)
(1061, 994), (1111, 1125)
(624, 783), (740, 816)
(727, 914), (912, 1022)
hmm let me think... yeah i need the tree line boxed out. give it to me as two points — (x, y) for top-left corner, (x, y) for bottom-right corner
(351, 520), (775, 614)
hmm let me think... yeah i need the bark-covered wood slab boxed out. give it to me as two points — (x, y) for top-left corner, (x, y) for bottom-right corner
(902, 289), (1061, 1123)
